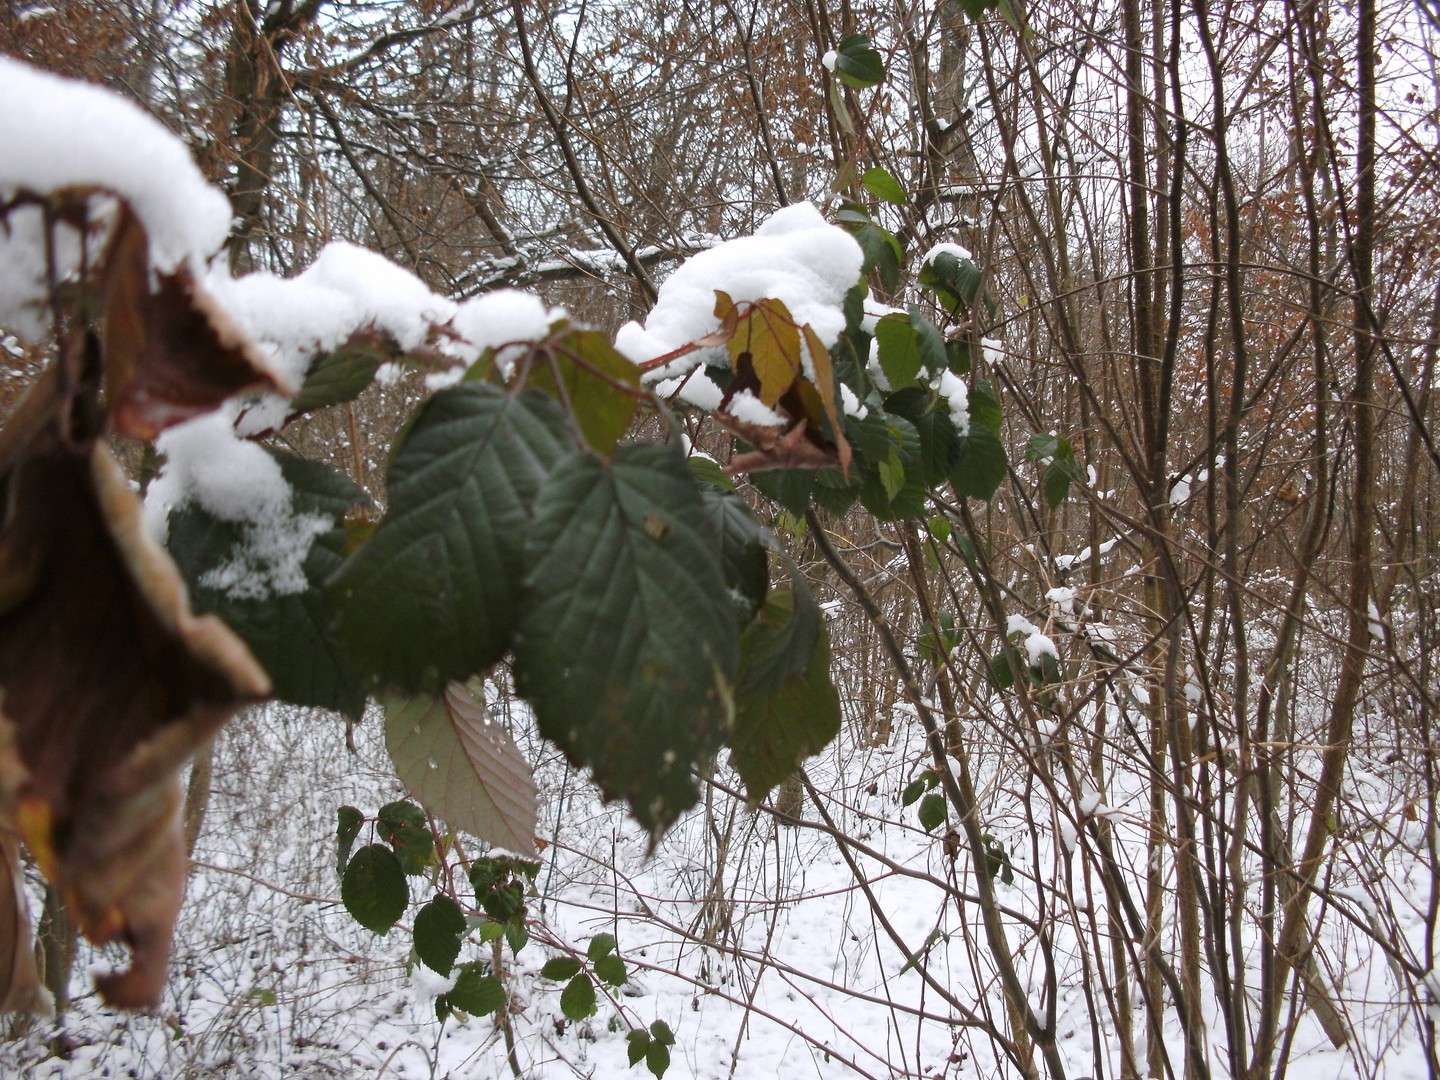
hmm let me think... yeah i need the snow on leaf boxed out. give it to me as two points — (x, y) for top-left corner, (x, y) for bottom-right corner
(383, 681), (538, 855)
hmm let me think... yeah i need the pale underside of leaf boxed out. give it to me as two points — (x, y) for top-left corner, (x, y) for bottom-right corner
(384, 682), (538, 855)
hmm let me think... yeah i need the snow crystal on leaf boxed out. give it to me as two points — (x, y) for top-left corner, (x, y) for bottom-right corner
(145, 411), (326, 600)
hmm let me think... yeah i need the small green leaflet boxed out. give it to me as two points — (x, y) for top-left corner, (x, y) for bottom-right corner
(862, 166), (907, 205)
(833, 33), (884, 89)
(560, 973), (598, 1021)
(875, 314), (922, 391)
(541, 956), (583, 981)
(695, 484), (769, 627)
(731, 589), (841, 803)
(443, 962), (506, 1017)
(951, 425), (1008, 501)
(513, 442), (739, 840)
(341, 844), (407, 934)
(413, 894), (466, 975)
(377, 799), (433, 875)
(335, 805), (363, 877)
(329, 384), (572, 694)
(918, 792), (947, 832)
(289, 331), (396, 414)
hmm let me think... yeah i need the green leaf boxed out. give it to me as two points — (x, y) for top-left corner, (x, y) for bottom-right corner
(747, 467), (818, 516)
(646, 1041), (672, 1078)
(167, 451), (368, 718)
(289, 332), (395, 414)
(650, 1020), (676, 1046)
(902, 777), (928, 807)
(505, 916), (529, 956)
(513, 443), (739, 839)
(587, 933), (617, 962)
(414, 895), (466, 975)
(687, 455), (736, 494)
(697, 485), (769, 627)
(883, 388), (961, 488)
(594, 954), (628, 987)
(627, 1030), (651, 1066)
(957, 0), (1002, 18)
(341, 844), (408, 934)
(530, 325), (642, 455)
(967, 378), (1003, 433)
(560, 973), (598, 1021)
(910, 310), (948, 375)
(852, 224), (903, 291)
(329, 384), (573, 694)
(918, 792), (947, 832)
(541, 956), (583, 982)
(733, 555), (820, 699)
(446, 962), (506, 1016)
(377, 800), (434, 875)
(861, 166), (907, 205)
(919, 251), (988, 317)
(384, 681), (538, 855)
(951, 425), (1008, 501)
(834, 33), (884, 89)
(875, 314), (922, 391)
(852, 412), (926, 520)
(336, 805), (364, 877)
(731, 600), (841, 803)
(1042, 461), (1072, 508)
(987, 653), (1015, 691)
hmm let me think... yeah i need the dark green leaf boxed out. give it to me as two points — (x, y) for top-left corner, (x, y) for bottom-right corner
(1025, 433), (1063, 462)
(646, 1041), (672, 1078)
(884, 388), (961, 488)
(560, 973), (598, 1021)
(513, 443), (739, 839)
(290, 333), (395, 414)
(901, 778), (927, 807)
(852, 224), (903, 291)
(1042, 461), (1072, 508)
(957, 0), (1002, 19)
(377, 800), (434, 875)
(541, 956), (583, 982)
(336, 805), (363, 877)
(329, 384), (573, 694)
(909, 310), (948, 375)
(628, 1030), (651, 1066)
(731, 606), (841, 804)
(414, 894), (466, 975)
(447, 962), (506, 1016)
(167, 451), (368, 718)
(967, 378), (1003, 434)
(594, 954), (627, 987)
(987, 653), (1015, 691)
(918, 792), (947, 832)
(650, 1019), (675, 1046)
(734, 556), (820, 699)
(852, 412), (926, 519)
(697, 485), (769, 626)
(687, 455), (736, 494)
(587, 933), (617, 962)
(861, 166), (907, 205)
(951, 426), (1008, 501)
(341, 844), (407, 934)
(834, 33), (885, 88)
(874, 314), (922, 391)
(505, 915), (529, 956)
(747, 466), (818, 516)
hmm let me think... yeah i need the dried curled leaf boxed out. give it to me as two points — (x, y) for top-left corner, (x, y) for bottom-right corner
(0, 422), (270, 1010)
(102, 205), (289, 440)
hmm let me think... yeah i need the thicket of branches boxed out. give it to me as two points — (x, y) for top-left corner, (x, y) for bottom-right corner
(3, 1), (1438, 1078)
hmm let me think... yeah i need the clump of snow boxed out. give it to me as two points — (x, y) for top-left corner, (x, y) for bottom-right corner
(450, 289), (554, 375)
(145, 411), (329, 600)
(1006, 613), (1059, 668)
(1169, 475), (1192, 506)
(726, 388), (788, 427)
(981, 336), (1004, 365)
(921, 241), (972, 266)
(616, 203), (863, 385)
(1054, 536), (1119, 572)
(1046, 586), (1077, 615)
(0, 58), (234, 340)
(1368, 599), (1385, 641)
(821, 49), (838, 71)
(935, 369), (970, 436)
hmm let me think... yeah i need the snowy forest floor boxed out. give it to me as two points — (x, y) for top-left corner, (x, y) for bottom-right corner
(0, 695), (1432, 1080)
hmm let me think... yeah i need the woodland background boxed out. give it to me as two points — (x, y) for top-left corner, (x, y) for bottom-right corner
(1, 1), (1439, 1078)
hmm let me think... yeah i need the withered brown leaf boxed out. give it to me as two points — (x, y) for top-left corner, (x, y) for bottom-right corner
(102, 205), (290, 440)
(0, 420), (270, 1010)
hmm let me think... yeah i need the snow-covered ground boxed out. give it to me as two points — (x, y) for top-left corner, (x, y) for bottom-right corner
(1, 675), (1432, 1079)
